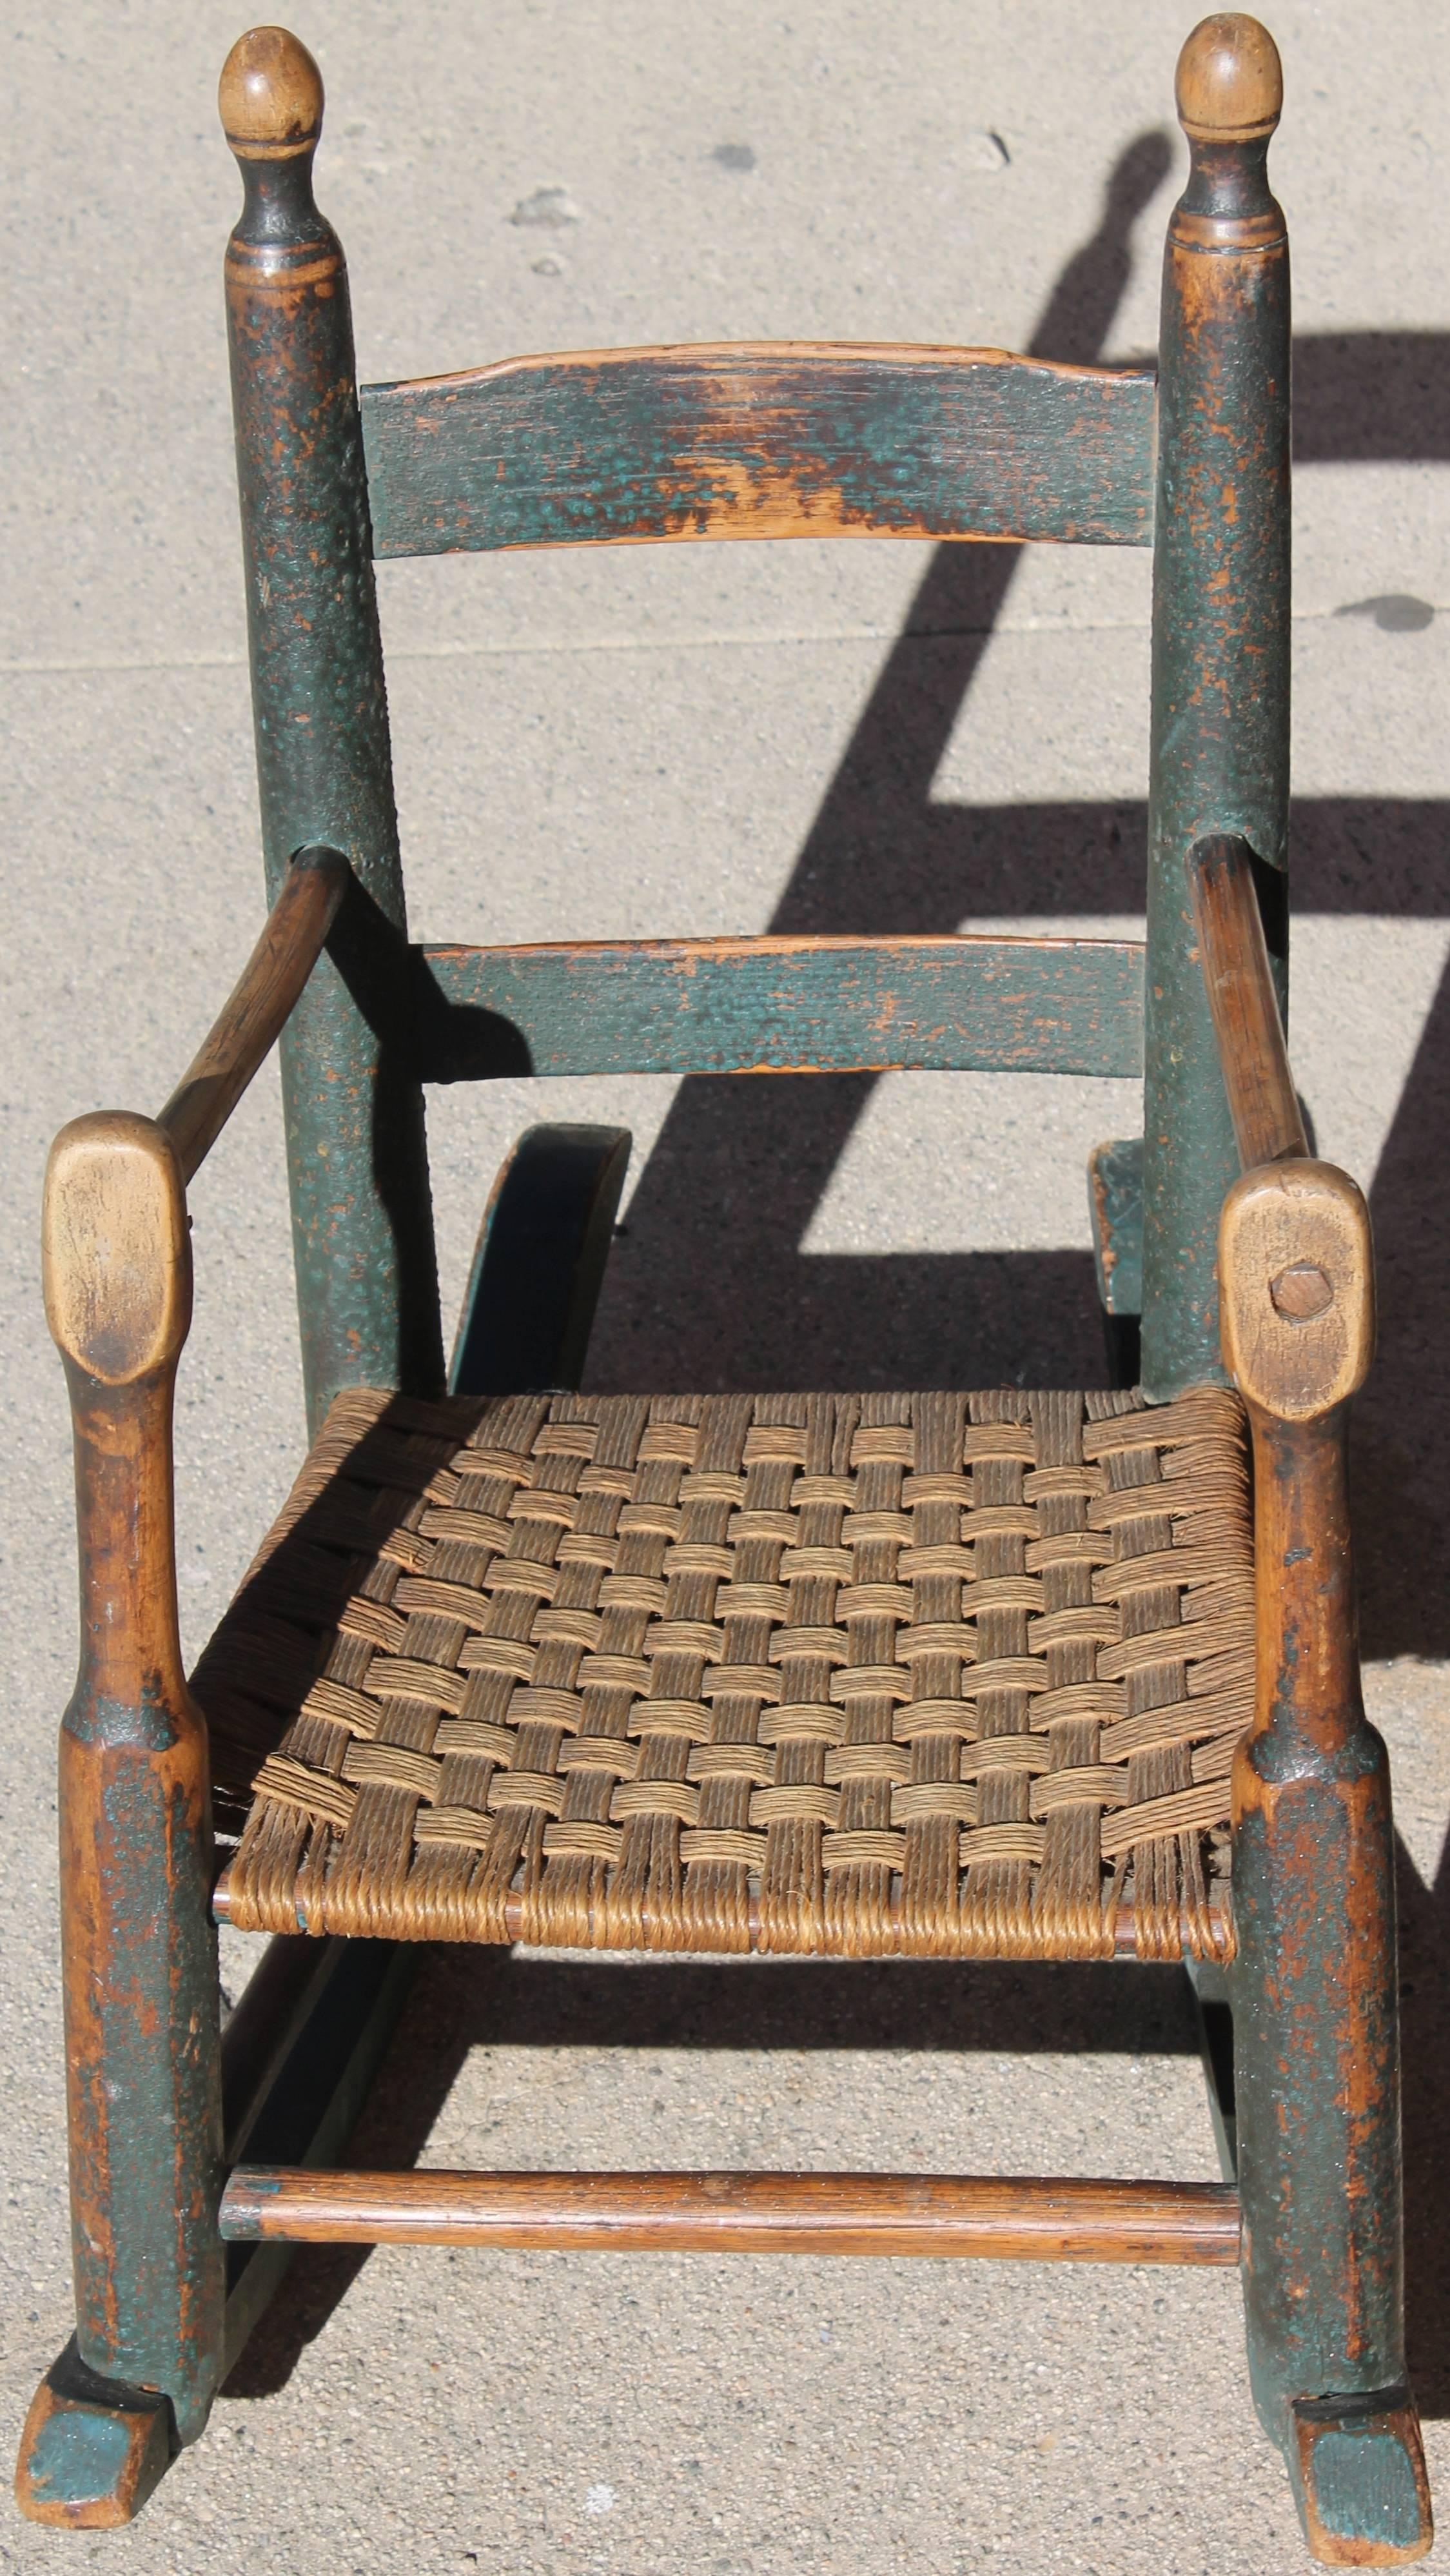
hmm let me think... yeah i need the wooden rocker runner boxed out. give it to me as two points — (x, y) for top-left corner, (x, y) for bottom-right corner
(15, 13), (1433, 2562)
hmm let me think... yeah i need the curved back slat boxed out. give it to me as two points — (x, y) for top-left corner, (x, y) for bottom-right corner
(359, 344), (1156, 558)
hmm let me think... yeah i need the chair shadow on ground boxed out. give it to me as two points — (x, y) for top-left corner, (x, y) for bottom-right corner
(225, 132), (1450, 2411)
(228, 1845), (1450, 2417)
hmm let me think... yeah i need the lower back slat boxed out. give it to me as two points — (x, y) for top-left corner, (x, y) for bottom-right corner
(415, 934), (1145, 1081)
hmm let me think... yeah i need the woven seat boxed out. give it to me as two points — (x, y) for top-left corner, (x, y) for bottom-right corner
(204, 1382), (1251, 1961)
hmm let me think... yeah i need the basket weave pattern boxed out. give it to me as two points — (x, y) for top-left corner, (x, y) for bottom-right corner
(201, 1383), (1253, 1960)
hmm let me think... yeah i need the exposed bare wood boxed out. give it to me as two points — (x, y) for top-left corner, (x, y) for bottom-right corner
(1219, 1159), (1375, 1423)
(1175, 12), (1282, 143)
(360, 343), (1157, 558)
(1190, 834), (1305, 1170)
(159, 849), (349, 1182)
(40, 1112), (225, 2431)
(218, 24), (324, 159)
(219, 2166), (1241, 2263)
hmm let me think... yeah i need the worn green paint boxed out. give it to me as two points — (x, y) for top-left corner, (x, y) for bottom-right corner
(1231, 1413), (1407, 2510)
(225, 126), (443, 1432)
(26, 2408), (141, 2506)
(359, 348), (1157, 557)
(17, 2350), (173, 2522)
(1298, 2415), (1426, 2552)
(1231, 1743), (1403, 2422)
(416, 935), (1145, 1081)
(61, 1695), (224, 2446)
(1086, 1136), (1143, 1319)
(1140, 130), (1291, 1399)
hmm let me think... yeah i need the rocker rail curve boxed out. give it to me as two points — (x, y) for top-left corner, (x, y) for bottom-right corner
(359, 344), (1158, 557)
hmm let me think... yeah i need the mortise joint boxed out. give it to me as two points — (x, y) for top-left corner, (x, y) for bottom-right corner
(1268, 1262), (1333, 1322)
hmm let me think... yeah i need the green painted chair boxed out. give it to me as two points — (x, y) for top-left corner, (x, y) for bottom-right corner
(15, 13), (1433, 2561)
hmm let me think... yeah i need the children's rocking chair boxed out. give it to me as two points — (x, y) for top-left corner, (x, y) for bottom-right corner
(15, 12), (1434, 2562)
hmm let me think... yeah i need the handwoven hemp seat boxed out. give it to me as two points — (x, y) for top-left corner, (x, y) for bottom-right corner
(16, 11), (1435, 2567)
(205, 1386), (1252, 1958)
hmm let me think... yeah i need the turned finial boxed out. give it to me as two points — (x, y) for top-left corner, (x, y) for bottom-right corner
(219, 26), (324, 161)
(1175, 14), (1282, 143)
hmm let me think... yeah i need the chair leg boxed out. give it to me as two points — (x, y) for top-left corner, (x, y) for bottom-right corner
(16, 1118), (228, 2528)
(1231, 1763), (1431, 2564)
(1217, 1165), (1433, 2562)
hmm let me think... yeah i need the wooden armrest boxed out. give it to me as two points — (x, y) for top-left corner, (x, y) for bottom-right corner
(39, 849), (348, 1723)
(158, 845), (348, 1181)
(1189, 833), (1306, 1170)
(1190, 835), (1374, 1423)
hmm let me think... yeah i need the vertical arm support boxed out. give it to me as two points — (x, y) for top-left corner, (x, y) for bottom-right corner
(1142, 17), (1291, 1397)
(1222, 1157), (1430, 2558)
(40, 1116), (226, 2447)
(220, 31), (443, 1431)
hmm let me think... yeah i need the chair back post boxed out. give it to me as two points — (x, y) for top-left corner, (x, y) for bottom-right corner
(220, 28), (444, 1431)
(1141, 13), (1291, 1399)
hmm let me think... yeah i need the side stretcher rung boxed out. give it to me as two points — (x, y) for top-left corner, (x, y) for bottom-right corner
(219, 2167), (1240, 2264)
(360, 343), (1156, 557)
(415, 932), (1145, 1081)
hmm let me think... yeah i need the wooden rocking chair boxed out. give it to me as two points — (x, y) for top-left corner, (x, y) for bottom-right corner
(15, 12), (1434, 2560)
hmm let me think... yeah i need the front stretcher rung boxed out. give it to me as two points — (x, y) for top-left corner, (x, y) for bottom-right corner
(219, 2167), (1241, 2265)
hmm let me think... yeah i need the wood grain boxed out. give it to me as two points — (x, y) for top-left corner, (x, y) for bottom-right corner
(1175, 14), (1282, 144)
(41, 1113), (226, 2434)
(219, 2166), (1241, 2263)
(159, 848), (349, 1183)
(360, 344), (1156, 558)
(416, 932), (1146, 1082)
(1219, 1159), (1374, 1422)
(1190, 834), (1304, 1170)
(218, 25), (324, 160)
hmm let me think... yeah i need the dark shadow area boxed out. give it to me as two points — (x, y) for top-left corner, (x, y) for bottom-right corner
(322, 870), (447, 1394)
(1293, 331), (1450, 464)
(223, 1941), (1199, 2399)
(224, 1831), (1450, 2428)
(195, 1390), (486, 1829)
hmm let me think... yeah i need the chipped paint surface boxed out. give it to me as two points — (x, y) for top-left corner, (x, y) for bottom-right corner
(1231, 1413), (1406, 2449)
(417, 934), (1146, 1081)
(226, 150), (443, 1432)
(1086, 1135), (1144, 1317)
(1141, 135), (1290, 1399)
(54, 1337), (225, 2445)
(360, 345), (1157, 558)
